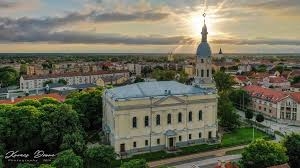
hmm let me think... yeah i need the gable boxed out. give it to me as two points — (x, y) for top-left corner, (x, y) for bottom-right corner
(153, 96), (185, 106)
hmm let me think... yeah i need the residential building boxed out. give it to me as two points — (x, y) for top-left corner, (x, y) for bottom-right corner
(244, 85), (300, 124)
(261, 76), (290, 90)
(20, 70), (129, 91)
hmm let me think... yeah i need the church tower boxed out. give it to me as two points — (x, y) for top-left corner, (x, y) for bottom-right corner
(194, 13), (214, 88)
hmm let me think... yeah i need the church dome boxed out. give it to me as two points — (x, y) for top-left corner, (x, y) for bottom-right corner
(196, 42), (212, 58)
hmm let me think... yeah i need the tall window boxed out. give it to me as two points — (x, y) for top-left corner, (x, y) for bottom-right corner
(133, 141), (137, 148)
(207, 69), (209, 77)
(156, 114), (160, 126)
(144, 116), (149, 127)
(189, 134), (192, 140)
(145, 140), (148, 146)
(199, 132), (202, 138)
(198, 110), (202, 120)
(167, 113), (172, 124)
(201, 70), (204, 77)
(201, 59), (204, 63)
(188, 111), (192, 122)
(178, 112), (182, 123)
(132, 117), (137, 128)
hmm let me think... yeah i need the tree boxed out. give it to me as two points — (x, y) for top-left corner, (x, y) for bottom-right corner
(39, 97), (61, 105)
(255, 114), (264, 123)
(40, 104), (85, 153)
(65, 88), (104, 131)
(0, 66), (19, 87)
(58, 79), (68, 85)
(151, 69), (175, 81)
(229, 89), (250, 109)
(282, 133), (300, 168)
(20, 64), (28, 75)
(16, 99), (42, 108)
(141, 66), (152, 77)
(213, 71), (235, 93)
(39, 164), (55, 168)
(84, 145), (116, 168)
(218, 93), (240, 131)
(0, 144), (3, 168)
(16, 163), (36, 168)
(121, 159), (149, 168)
(51, 150), (83, 168)
(0, 105), (42, 152)
(245, 109), (254, 120)
(241, 139), (288, 168)
(292, 76), (300, 84)
(60, 131), (86, 154)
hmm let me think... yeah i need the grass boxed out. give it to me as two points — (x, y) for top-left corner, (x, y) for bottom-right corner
(112, 127), (272, 167)
(221, 127), (271, 147)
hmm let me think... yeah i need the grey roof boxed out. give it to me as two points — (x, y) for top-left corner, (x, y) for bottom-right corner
(196, 42), (212, 58)
(164, 130), (177, 136)
(106, 81), (216, 99)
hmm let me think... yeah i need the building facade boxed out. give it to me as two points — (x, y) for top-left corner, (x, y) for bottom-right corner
(103, 81), (218, 156)
(244, 85), (300, 124)
(20, 71), (129, 91)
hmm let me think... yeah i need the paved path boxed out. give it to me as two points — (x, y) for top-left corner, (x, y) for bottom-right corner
(175, 154), (241, 168)
(148, 145), (246, 168)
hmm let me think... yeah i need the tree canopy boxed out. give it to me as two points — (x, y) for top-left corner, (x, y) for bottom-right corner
(283, 133), (300, 168)
(84, 145), (116, 168)
(120, 159), (149, 168)
(241, 139), (288, 168)
(0, 66), (19, 87)
(213, 71), (235, 93)
(51, 150), (83, 168)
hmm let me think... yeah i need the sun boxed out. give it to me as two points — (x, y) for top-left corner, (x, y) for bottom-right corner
(189, 13), (216, 40)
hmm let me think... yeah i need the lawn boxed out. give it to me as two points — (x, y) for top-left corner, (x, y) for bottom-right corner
(221, 127), (271, 147)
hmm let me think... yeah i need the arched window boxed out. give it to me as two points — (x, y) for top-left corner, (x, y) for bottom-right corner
(207, 69), (210, 77)
(178, 112), (182, 123)
(201, 59), (204, 63)
(144, 116), (149, 127)
(167, 113), (172, 124)
(188, 111), (193, 122)
(201, 70), (204, 77)
(156, 114), (160, 126)
(132, 117), (137, 128)
(199, 110), (203, 120)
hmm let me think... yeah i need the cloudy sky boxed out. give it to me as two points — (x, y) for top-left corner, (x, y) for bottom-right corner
(0, 0), (300, 53)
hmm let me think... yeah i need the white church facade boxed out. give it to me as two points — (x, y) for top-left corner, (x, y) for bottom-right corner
(102, 14), (218, 156)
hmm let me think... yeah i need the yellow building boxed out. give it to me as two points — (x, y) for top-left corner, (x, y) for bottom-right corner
(103, 81), (218, 156)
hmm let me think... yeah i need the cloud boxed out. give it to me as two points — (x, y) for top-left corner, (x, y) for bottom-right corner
(211, 38), (300, 46)
(0, 1), (18, 8)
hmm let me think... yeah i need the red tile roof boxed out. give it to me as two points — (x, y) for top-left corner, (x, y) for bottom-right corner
(243, 85), (287, 103)
(268, 76), (288, 83)
(290, 92), (300, 104)
(0, 93), (65, 104)
(235, 75), (249, 82)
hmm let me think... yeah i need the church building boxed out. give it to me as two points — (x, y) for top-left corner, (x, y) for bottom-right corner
(102, 14), (218, 157)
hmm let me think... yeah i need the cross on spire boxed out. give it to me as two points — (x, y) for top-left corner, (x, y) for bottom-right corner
(203, 13), (206, 24)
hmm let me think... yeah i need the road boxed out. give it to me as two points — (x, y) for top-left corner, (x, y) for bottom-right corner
(148, 145), (246, 168)
(174, 155), (241, 168)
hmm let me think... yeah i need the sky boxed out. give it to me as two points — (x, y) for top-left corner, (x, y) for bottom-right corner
(0, 0), (300, 53)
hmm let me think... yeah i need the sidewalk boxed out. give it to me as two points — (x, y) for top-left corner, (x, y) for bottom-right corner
(148, 145), (247, 168)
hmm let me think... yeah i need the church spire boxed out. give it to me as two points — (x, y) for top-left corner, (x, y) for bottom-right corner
(201, 13), (208, 43)
(219, 48), (223, 54)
